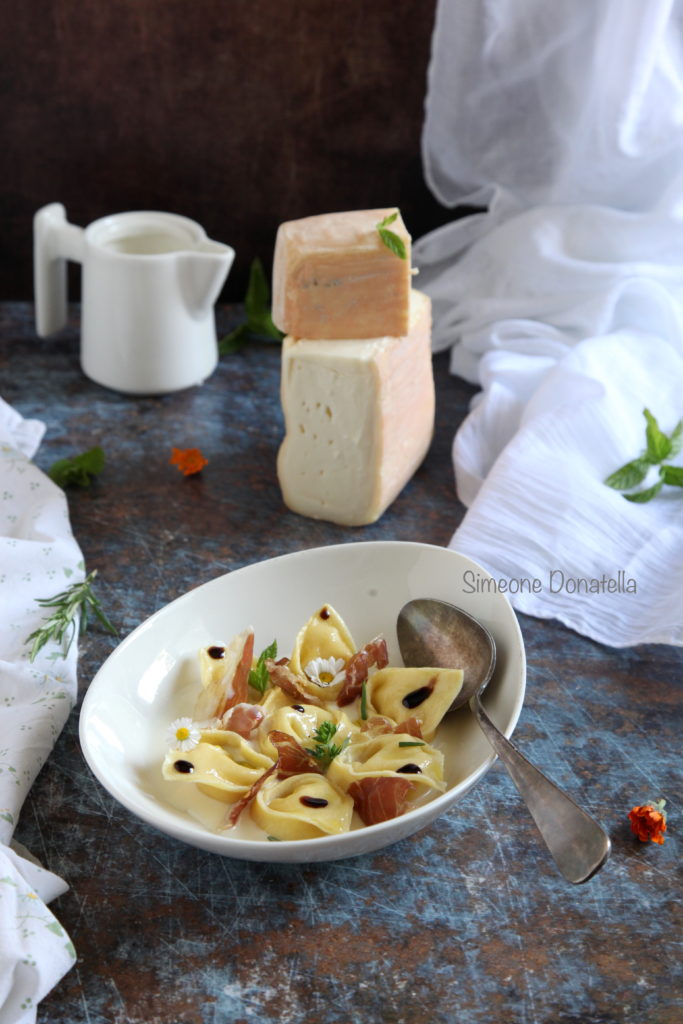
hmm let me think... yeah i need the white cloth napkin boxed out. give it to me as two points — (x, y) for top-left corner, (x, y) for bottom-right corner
(414, 0), (683, 646)
(0, 397), (81, 1021)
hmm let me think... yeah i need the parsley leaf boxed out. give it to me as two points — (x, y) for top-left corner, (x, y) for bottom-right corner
(304, 721), (349, 769)
(376, 212), (407, 260)
(219, 258), (283, 354)
(48, 446), (105, 488)
(248, 639), (277, 695)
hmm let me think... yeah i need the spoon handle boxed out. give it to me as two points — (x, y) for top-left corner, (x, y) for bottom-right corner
(471, 693), (611, 884)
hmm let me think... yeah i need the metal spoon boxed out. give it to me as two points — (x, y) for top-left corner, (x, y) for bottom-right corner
(396, 598), (611, 884)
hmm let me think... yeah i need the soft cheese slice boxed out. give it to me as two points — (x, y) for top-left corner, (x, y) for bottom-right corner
(272, 208), (412, 339)
(277, 289), (434, 526)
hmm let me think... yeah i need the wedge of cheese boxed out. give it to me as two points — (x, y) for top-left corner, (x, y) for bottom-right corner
(272, 208), (412, 340)
(277, 289), (434, 526)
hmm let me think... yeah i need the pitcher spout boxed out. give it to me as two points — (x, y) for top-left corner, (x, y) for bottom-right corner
(177, 240), (235, 320)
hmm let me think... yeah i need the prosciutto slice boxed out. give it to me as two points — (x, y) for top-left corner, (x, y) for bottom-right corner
(265, 658), (320, 704)
(361, 715), (424, 739)
(221, 702), (264, 737)
(348, 777), (415, 826)
(336, 637), (389, 707)
(224, 762), (278, 829)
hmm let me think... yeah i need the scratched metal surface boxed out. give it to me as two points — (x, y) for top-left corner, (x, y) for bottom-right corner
(1, 302), (681, 1024)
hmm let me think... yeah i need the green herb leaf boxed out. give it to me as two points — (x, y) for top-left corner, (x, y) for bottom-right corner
(668, 420), (683, 457)
(360, 680), (368, 721)
(218, 322), (251, 354)
(604, 458), (650, 491)
(24, 569), (117, 662)
(398, 740), (425, 748)
(218, 258), (283, 354)
(659, 464), (683, 487)
(643, 408), (672, 464)
(376, 212), (407, 260)
(304, 720), (350, 769)
(48, 447), (105, 489)
(623, 481), (664, 503)
(248, 639), (277, 695)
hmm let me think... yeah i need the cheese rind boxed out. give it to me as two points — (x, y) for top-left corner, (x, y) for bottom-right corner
(272, 209), (412, 340)
(277, 290), (434, 526)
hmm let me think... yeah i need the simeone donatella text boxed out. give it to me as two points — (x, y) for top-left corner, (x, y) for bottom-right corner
(462, 569), (637, 596)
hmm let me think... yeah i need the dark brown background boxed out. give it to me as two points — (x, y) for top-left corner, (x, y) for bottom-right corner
(2, 0), (455, 303)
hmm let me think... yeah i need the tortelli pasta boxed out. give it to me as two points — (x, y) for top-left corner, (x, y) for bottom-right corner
(162, 604), (463, 839)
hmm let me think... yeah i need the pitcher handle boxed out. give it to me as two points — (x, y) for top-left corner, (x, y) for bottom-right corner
(33, 203), (85, 337)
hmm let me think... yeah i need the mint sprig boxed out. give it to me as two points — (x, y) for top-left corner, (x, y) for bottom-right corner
(219, 258), (283, 354)
(48, 446), (105, 488)
(376, 212), (407, 261)
(605, 409), (683, 502)
(248, 639), (277, 695)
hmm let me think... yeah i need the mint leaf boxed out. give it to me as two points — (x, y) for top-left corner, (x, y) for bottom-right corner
(248, 639), (277, 695)
(218, 258), (283, 354)
(604, 458), (650, 491)
(668, 420), (683, 457)
(623, 481), (664, 503)
(644, 408), (672, 463)
(376, 212), (407, 260)
(48, 447), (105, 488)
(660, 464), (683, 487)
(218, 322), (250, 355)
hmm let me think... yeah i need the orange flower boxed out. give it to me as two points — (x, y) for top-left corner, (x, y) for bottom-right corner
(628, 800), (668, 845)
(170, 447), (208, 476)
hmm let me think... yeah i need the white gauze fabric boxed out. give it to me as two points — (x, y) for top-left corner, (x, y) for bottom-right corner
(413, 0), (683, 646)
(0, 398), (79, 1022)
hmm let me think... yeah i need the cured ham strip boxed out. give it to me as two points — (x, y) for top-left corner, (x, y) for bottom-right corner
(337, 637), (389, 707)
(223, 762), (278, 829)
(361, 715), (423, 739)
(265, 659), (324, 706)
(221, 702), (264, 738)
(348, 777), (414, 826)
(269, 730), (323, 777)
(222, 731), (322, 829)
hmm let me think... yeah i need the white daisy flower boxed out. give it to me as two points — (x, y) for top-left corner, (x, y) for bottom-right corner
(304, 656), (346, 687)
(167, 717), (201, 752)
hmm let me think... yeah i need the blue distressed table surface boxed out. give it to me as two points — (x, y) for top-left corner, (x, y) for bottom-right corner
(1, 303), (681, 1024)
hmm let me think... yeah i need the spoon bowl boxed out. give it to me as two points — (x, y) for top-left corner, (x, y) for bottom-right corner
(397, 598), (611, 884)
(396, 597), (496, 711)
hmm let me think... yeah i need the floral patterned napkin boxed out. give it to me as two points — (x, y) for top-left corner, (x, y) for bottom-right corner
(0, 397), (81, 1022)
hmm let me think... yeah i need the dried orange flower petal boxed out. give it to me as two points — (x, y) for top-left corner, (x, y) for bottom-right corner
(170, 447), (208, 476)
(628, 801), (668, 845)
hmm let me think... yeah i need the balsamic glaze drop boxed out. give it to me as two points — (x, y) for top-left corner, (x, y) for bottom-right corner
(208, 646), (225, 660)
(397, 763), (423, 775)
(174, 759), (195, 774)
(291, 705), (306, 713)
(401, 684), (434, 709)
(319, 606), (331, 620)
(300, 796), (329, 808)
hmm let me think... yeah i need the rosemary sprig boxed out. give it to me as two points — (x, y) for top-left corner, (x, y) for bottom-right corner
(304, 720), (349, 770)
(25, 569), (117, 662)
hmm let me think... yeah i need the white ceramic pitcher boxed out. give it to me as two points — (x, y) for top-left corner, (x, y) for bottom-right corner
(34, 203), (235, 395)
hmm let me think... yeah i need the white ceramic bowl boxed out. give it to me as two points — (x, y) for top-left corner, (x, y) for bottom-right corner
(79, 541), (526, 862)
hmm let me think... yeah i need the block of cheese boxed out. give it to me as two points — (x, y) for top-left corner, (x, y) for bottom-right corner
(277, 289), (434, 526)
(272, 209), (412, 340)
